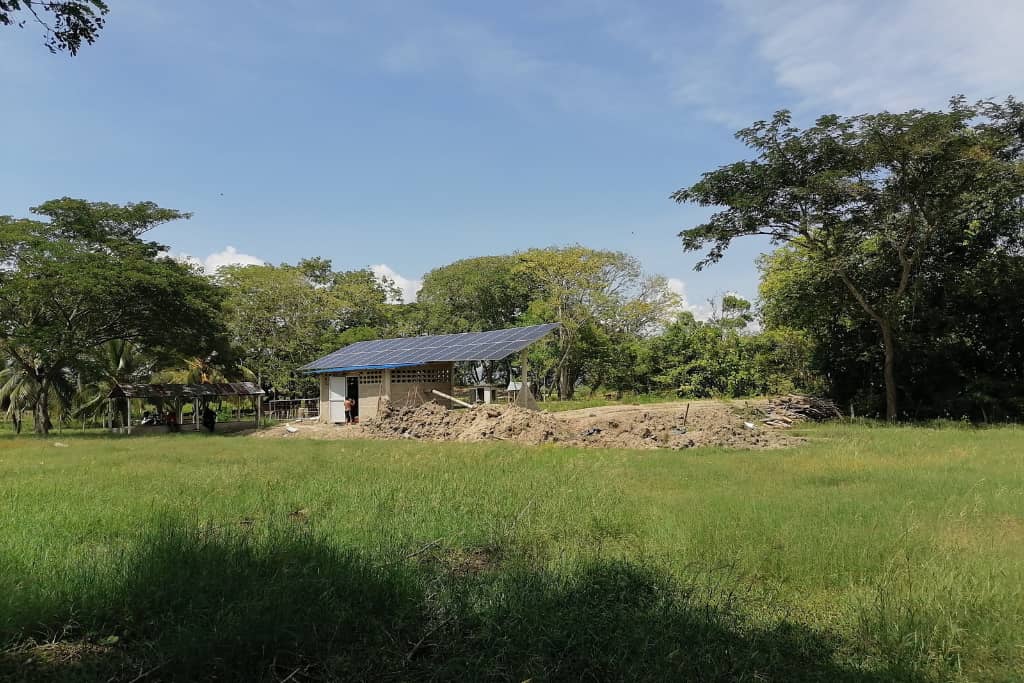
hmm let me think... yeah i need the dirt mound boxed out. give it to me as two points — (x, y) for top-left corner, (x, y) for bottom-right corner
(255, 399), (808, 450)
(365, 400), (803, 450)
(559, 402), (802, 449)
(370, 401), (567, 445)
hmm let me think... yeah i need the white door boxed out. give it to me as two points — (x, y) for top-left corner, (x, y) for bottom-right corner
(329, 376), (347, 423)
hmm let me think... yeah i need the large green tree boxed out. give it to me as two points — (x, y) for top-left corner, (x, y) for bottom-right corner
(516, 246), (679, 399)
(217, 259), (399, 396)
(0, 0), (107, 54)
(417, 255), (533, 335)
(0, 199), (225, 434)
(760, 242), (1024, 420)
(675, 98), (1024, 419)
(415, 255), (535, 383)
(639, 302), (815, 399)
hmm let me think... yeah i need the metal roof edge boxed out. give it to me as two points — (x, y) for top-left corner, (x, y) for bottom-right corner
(303, 362), (422, 375)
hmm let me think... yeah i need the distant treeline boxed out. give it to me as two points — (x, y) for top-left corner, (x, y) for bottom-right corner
(3, 98), (1022, 434)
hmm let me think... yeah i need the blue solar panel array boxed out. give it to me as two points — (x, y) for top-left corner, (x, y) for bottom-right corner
(300, 323), (560, 373)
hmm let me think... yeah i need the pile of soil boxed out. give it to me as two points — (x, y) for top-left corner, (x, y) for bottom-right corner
(364, 400), (804, 450)
(255, 399), (810, 449)
(370, 401), (567, 445)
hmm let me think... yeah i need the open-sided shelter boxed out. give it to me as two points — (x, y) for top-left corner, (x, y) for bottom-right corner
(300, 323), (558, 423)
(107, 382), (265, 432)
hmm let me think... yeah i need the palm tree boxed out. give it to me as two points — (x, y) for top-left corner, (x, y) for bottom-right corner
(74, 340), (154, 426)
(154, 353), (255, 385)
(0, 361), (75, 434)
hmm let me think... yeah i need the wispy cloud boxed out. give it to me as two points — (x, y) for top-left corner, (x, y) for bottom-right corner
(723, 0), (1024, 114)
(371, 264), (422, 304)
(375, 12), (651, 117)
(556, 0), (1024, 127)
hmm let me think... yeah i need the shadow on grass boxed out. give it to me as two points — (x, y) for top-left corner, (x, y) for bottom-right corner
(2, 519), (906, 682)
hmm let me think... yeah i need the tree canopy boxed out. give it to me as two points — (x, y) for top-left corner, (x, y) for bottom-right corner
(675, 97), (1024, 419)
(216, 259), (400, 396)
(417, 256), (533, 335)
(516, 246), (679, 399)
(0, 0), (108, 54)
(0, 198), (225, 433)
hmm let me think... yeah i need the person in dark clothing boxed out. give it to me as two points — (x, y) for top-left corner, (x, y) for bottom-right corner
(202, 404), (217, 432)
(165, 409), (179, 433)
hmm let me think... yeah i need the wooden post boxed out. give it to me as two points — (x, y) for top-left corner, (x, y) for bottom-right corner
(431, 389), (473, 409)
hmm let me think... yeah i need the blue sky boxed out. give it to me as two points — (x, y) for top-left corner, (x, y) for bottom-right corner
(2, 0), (1021, 312)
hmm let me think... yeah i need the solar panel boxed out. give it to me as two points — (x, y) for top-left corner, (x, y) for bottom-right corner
(300, 323), (559, 372)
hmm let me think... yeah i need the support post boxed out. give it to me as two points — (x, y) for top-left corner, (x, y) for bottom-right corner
(515, 350), (539, 410)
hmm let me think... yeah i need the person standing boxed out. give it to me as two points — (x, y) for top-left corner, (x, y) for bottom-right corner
(202, 404), (217, 432)
(344, 397), (354, 424)
(165, 408), (179, 433)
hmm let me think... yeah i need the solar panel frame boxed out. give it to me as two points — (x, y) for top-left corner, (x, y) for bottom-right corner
(300, 323), (559, 372)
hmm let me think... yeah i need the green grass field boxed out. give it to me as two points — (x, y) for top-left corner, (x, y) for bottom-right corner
(1, 425), (1021, 681)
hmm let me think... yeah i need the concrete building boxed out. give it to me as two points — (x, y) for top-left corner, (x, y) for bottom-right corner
(300, 324), (558, 423)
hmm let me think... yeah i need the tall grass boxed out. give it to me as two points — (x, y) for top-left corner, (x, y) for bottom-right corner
(0, 425), (1021, 680)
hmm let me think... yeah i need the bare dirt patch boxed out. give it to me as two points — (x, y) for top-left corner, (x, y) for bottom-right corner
(414, 544), (502, 577)
(255, 399), (807, 450)
(2, 638), (131, 680)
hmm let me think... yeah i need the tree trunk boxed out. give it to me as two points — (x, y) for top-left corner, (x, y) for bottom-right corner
(879, 320), (898, 421)
(34, 376), (50, 436)
(838, 273), (900, 421)
(558, 364), (574, 400)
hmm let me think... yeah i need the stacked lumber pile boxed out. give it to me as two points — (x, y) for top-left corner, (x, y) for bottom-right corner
(763, 395), (841, 428)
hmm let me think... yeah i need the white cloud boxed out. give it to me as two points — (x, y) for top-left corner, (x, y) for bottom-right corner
(723, 0), (1024, 114)
(204, 246), (266, 272)
(370, 264), (422, 304)
(666, 277), (687, 297)
(171, 246), (265, 274)
(667, 277), (713, 321)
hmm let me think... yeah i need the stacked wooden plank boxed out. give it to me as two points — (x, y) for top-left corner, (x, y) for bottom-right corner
(763, 395), (841, 428)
